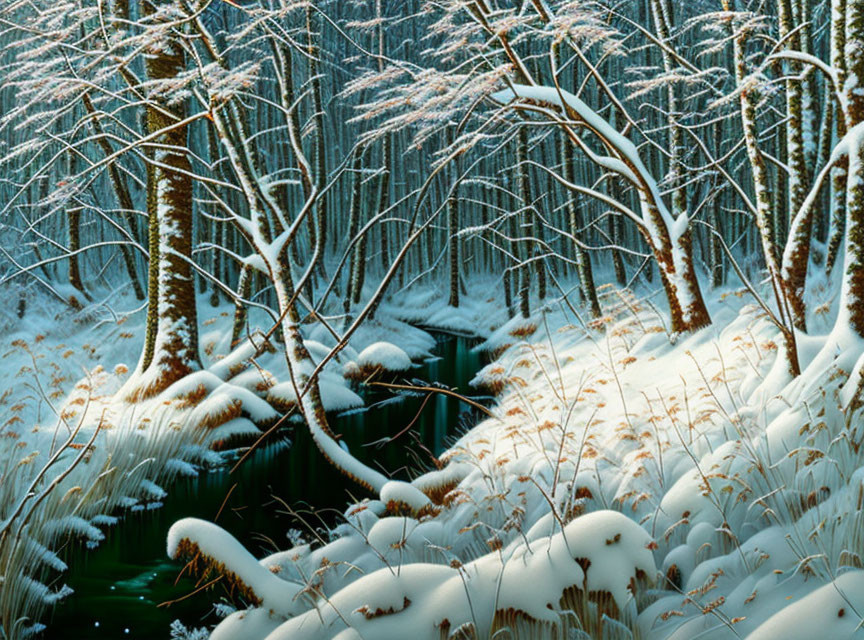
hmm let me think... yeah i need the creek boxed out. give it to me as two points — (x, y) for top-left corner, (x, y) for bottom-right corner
(48, 333), (485, 639)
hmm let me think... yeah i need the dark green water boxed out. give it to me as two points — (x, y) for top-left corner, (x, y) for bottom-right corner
(47, 334), (483, 639)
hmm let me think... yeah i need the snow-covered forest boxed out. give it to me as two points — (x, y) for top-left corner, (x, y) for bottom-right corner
(2, 0), (864, 637)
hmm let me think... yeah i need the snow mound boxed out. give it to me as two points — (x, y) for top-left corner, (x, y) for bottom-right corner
(379, 480), (432, 513)
(267, 375), (363, 413)
(259, 510), (653, 640)
(746, 571), (864, 639)
(355, 342), (412, 372)
(167, 518), (304, 617)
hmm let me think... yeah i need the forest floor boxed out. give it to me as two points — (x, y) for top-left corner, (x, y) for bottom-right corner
(3, 271), (862, 640)
(0, 275), (509, 636)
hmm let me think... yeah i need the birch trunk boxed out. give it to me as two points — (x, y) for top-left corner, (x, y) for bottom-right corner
(778, 0), (811, 331)
(841, 0), (864, 336)
(827, 0), (849, 274)
(306, 5), (326, 283)
(650, 0), (686, 218)
(727, 0), (800, 373)
(345, 148), (365, 315)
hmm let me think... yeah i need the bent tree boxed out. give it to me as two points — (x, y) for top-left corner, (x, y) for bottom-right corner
(776, 0), (864, 391)
(360, 0), (713, 334)
(493, 84), (711, 334)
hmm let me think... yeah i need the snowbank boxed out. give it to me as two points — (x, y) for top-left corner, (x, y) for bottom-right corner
(170, 283), (864, 639)
(0, 284), (442, 637)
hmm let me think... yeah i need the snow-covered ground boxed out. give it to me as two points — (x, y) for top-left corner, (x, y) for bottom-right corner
(0, 277), (501, 638)
(164, 276), (864, 639)
(6, 271), (863, 639)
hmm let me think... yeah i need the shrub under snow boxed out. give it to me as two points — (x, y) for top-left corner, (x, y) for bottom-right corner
(344, 342), (413, 380)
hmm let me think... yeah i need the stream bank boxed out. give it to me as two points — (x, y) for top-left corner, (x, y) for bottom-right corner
(48, 333), (485, 639)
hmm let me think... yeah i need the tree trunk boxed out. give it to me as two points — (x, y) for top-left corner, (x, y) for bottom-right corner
(499, 172), (515, 316)
(644, 204), (711, 334)
(345, 148), (365, 316)
(67, 206), (87, 303)
(562, 136), (601, 317)
(81, 93), (145, 301)
(231, 263), (251, 346)
(708, 122), (724, 288)
(516, 129), (531, 318)
(827, 0), (849, 274)
(841, 0), (864, 336)
(777, 0), (812, 331)
(306, 5), (326, 285)
(798, 0), (821, 175)
(207, 122), (222, 307)
(610, 111), (628, 285)
(520, 83), (711, 332)
(610, 208), (627, 285)
(725, 0), (800, 373)
(270, 263), (388, 494)
(447, 161), (460, 308)
(376, 0), (391, 275)
(650, 0), (686, 218)
(141, 109), (158, 372)
(130, 0), (200, 400)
